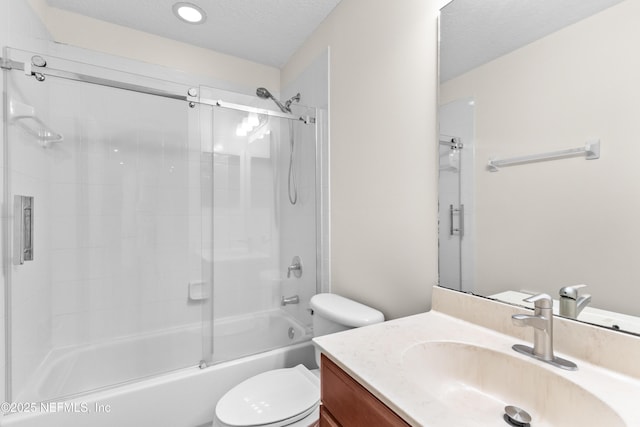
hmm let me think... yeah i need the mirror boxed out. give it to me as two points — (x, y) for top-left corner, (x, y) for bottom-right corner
(438, 0), (640, 335)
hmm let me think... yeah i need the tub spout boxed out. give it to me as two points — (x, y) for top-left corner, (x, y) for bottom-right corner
(281, 295), (300, 306)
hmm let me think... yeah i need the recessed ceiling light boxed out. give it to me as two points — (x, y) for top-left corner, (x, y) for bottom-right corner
(172, 2), (206, 24)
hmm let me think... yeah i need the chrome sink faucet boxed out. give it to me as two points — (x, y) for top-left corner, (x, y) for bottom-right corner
(512, 293), (577, 370)
(512, 294), (554, 360)
(559, 284), (591, 319)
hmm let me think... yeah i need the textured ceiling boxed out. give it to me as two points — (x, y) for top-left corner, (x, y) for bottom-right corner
(440, 0), (626, 82)
(46, 0), (342, 68)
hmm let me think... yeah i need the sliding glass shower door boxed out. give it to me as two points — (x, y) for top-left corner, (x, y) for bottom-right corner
(200, 86), (319, 364)
(4, 48), (213, 402)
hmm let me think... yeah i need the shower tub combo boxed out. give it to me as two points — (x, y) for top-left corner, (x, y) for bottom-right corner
(1, 47), (323, 426)
(2, 313), (314, 427)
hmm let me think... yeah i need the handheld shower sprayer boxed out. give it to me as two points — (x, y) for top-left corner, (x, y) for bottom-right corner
(255, 87), (300, 114)
(255, 87), (301, 205)
(256, 87), (289, 113)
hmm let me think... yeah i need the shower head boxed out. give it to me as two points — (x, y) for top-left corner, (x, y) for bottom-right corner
(256, 87), (291, 114)
(256, 87), (272, 100)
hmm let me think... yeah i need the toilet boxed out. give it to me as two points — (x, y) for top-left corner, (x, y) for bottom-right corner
(214, 293), (385, 427)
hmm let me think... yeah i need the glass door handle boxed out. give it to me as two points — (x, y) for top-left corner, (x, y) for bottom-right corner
(449, 204), (464, 238)
(14, 195), (34, 265)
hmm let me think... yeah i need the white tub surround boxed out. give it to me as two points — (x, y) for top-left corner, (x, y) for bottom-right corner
(313, 286), (640, 427)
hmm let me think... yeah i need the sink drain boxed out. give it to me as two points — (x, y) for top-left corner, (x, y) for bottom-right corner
(504, 405), (532, 427)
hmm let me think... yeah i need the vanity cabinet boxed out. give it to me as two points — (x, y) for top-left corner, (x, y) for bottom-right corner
(320, 354), (411, 427)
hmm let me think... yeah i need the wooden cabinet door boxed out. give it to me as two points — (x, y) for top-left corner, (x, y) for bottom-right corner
(319, 405), (341, 427)
(320, 354), (411, 427)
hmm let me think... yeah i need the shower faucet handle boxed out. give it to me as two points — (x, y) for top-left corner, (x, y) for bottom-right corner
(287, 256), (302, 278)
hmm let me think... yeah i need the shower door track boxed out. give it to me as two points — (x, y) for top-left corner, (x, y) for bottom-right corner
(1, 55), (315, 124)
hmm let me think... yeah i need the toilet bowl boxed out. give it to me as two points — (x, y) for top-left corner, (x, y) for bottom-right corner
(214, 293), (384, 427)
(215, 365), (320, 427)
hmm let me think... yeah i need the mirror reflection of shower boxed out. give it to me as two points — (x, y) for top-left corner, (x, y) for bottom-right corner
(256, 87), (301, 205)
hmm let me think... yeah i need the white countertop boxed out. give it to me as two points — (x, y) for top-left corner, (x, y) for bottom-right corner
(313, 309), (640, 426)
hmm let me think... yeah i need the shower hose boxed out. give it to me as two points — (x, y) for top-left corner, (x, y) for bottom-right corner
(288, 120), (298, 205)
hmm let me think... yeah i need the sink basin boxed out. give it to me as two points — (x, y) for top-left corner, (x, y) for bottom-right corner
(401, 341), (625, 427)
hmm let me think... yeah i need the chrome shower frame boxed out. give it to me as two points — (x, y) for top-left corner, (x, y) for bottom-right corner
(1, 56), (315, 124)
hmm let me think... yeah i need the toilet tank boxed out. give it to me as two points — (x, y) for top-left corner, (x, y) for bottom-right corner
(310, 293), (385, 337)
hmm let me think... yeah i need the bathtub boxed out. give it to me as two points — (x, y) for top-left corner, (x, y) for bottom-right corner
(1, 310), (315, 427)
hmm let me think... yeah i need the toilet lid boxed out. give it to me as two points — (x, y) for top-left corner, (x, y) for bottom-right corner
(216, 364), (320, 427)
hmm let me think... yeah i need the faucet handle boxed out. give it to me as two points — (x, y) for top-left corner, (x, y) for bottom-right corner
(523, 293), (553, 309)
(559, 284), (587, 300)
(286, 256), (303, 279)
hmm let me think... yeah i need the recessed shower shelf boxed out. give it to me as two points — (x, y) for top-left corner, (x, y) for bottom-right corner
(488, 139), (600, 172)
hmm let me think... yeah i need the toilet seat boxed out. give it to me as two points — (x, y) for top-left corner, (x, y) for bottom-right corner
(215, 365), (320, 427)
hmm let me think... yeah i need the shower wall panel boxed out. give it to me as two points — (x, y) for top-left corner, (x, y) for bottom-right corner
(281, 50), (329, 327)
(278, 120), (317, 327)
